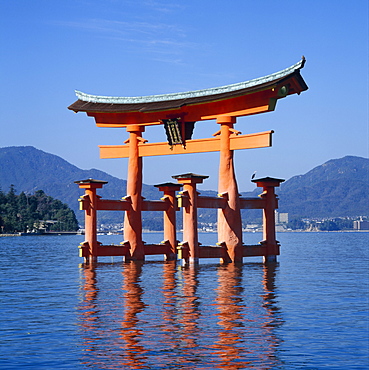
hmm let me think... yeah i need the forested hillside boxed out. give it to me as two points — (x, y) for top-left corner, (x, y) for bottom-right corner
(0, 186), (78, 233)
(0, 146), (159, 225)
(277, 156), (369, 218)
(0, 146), (368, 229)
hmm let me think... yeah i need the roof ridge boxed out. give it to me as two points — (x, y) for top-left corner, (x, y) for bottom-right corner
(75, 58), (305, 105)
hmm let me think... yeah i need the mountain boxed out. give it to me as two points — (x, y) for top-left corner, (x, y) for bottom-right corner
(0, 147), (368, 227)
(277, 156), (369, 218)
(281, 156), (368, 187)
(0, 146), (160, 225)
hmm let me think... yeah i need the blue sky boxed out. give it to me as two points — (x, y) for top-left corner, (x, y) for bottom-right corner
(1, 0), (368, 191)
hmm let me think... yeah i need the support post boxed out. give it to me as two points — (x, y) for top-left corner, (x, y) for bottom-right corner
(124, 125), (145, 260)
(252, 177), (285, 263)
(154, 182), (183, 260)
(173, 173), (208, 265)
(216, 116), (243, 263)
(74, 179), (107, 264)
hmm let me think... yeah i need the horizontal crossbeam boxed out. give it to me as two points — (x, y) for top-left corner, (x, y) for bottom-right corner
(79, 198), (170, 212)
(239, 198), (266, 209)
(178, 196), (267, 210)
(79, 243), (131, 257)
(99, 130), (273, 158)
(144, 243), (172, 255)
(142, 200), (169, 211)
(79, 198), (131, 211)
(176, 244), (270, 259)
(197, 196), (227, 209)
(97, 199), (130, 211)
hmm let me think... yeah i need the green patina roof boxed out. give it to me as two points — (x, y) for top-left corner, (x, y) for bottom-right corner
(172, 173), (209, 180)
(74, 58), (306, 105)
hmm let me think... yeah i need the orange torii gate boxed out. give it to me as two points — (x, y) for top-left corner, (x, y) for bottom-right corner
(70, 58), (308, 264)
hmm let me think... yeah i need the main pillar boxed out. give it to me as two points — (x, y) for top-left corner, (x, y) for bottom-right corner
(154, 182), (183, 260)
(124, 125), (145, 260)
(173, 173), (208, 264)
(252, 177), (284, 263)
(216, 116), (243, 263)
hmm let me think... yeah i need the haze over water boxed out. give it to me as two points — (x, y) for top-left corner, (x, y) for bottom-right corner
(1, 232), (368, 369)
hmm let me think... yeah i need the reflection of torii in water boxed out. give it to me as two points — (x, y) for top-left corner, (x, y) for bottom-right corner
(71, 58), (308, 264)
(77, 262), (284, 368)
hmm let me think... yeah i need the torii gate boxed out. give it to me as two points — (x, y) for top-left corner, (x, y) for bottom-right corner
(69, 58), (308, 264)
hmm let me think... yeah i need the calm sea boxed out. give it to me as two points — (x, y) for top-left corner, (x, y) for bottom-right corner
(0, 232), (368, 369)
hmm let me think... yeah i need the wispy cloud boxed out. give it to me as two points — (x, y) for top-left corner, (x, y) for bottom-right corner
(142, 0), (185, 14)
(54, 16), (196, 62)
(56, 18), (181, 37)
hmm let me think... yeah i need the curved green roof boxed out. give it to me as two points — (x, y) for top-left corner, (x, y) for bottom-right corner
(75, 58), (306, 105)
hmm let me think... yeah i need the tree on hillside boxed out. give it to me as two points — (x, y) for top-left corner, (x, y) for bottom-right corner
(0, 187), (79, 233)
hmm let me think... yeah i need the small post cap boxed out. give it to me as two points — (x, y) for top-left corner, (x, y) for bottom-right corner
(74, 178), (108, 185)
(172, 173), (209, 184)
(172, 173), (209, 180)
(154, 182), (183, 191)
(74, 178), (108, 189)
(251, 177), (285, 187)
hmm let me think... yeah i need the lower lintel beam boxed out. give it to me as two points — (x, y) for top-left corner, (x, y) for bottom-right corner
(239, 198), (266, 209)
(197, 196), (227, 209)
(97, 199), (131, 211)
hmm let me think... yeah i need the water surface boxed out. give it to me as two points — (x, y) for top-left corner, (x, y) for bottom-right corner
(1, 232), (368, 369)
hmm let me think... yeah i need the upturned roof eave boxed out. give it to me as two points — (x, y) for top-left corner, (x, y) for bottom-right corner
(68, 79), (276, 114)
(68, 58), (307, 114)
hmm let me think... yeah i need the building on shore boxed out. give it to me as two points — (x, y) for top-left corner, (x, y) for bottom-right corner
(353, 219), (369, 230)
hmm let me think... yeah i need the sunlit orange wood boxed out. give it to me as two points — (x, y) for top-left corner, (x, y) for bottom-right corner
(201, 104), (271, 120)
(71, 59), (307, 128)
(173, 174), (208, 264)
(197, 196), (227, 209)
(93, 102), (273, 127)
(217, 117), (243, 264)
(74, 179), (107, 264)
(71, 59), (308, 263)
(143, 243), (172, 255)
(97, 199), (131, 211)
(154, 183), (183, 260)
(89, 92), (276, 127)
(123, 125), (145, 260)
(251, 177), (285, 262)
(239, 198), (266, 209)
(141, 200), (169, 211)
(96, 245), (131, 257)
(99, 131), (273, 158)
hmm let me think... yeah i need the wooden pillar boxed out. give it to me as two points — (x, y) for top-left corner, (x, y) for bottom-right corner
(124, 125), (145, 260)
(252, 177), (284, 263)
(74, 179), (107, 264)
(173, 173), (208, 264)
(154, 182), (183, 260)
(216, 116), (243, 263)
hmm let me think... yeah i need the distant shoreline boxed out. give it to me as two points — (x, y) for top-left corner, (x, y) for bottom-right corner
(1, 230), (367, 237)
(0, 231), (83, 237)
